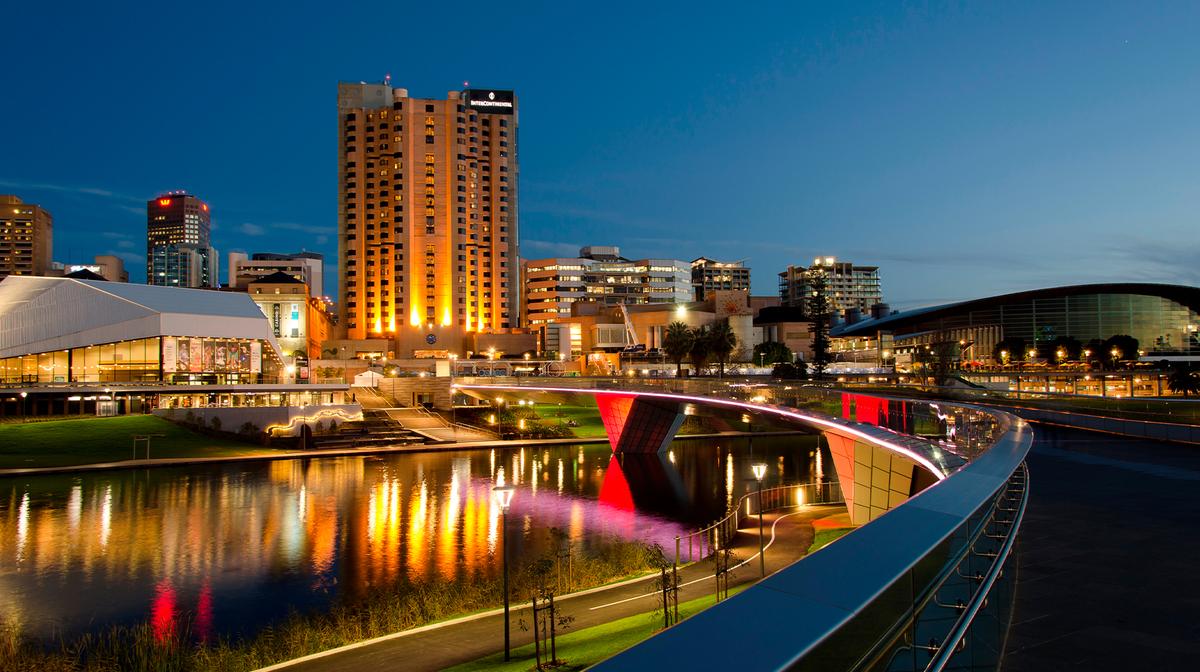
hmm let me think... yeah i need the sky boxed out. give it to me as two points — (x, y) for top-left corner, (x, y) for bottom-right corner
(3, 1), (1199, 308)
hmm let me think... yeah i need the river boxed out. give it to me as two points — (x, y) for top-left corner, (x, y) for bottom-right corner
(0, 435), (827, 645)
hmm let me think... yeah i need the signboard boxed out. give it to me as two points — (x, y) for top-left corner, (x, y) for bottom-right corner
(464, 89), (514, 115)
(189, 339), (203, 373)
(162, 338), (177, 373)
(250, 342), (262, 374)
(272, 303), (282, 337)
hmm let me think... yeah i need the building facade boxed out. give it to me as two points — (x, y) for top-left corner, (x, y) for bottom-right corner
(523, 246), (691, 327)
(832, 283), (1200, 363)
(0, 195), (53, 281)
(228, 251), (324, 297)
(245, 271), (335, 364)
(0, 276), (283, 385)
(337, 82), (519, 356)
(49, 255), (128, 282)
(691, 257), (750, 301)
(779, 256), (882, 316)
(147, 192), (218, 288)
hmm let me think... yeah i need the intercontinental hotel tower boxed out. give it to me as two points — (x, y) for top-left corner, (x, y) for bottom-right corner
(337, 81), (518, 356)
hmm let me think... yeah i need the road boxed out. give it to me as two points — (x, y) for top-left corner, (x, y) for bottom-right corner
(1005, 425), (1200, 671)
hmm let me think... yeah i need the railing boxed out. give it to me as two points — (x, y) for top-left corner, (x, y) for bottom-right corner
(461, 376), (1032, 672)
(676, 481), (844, 564)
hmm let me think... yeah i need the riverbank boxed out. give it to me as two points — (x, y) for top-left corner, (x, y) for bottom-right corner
(0, 427), (808, 477)
(0, 415), (276, 469)
(268, 506), (832, 672)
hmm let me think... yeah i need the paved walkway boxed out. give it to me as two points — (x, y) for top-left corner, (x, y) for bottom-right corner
(259, 505), (838, 672)
(1005, 425), (1200, 671)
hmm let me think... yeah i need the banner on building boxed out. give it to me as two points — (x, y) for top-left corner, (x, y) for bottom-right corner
(189, 339), (203, 373)
(162, 338), (177, 373)
(250, 342), (262, 374)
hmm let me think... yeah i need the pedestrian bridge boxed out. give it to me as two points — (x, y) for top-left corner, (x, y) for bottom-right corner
(456, 378), (1031, 671)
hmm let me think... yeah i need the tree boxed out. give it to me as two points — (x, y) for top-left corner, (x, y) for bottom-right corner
(993, 337), (1026, 365)
(688, 325), (711, 375)
(926, 341), (960, 386)
(1046, 336), (1083, 363)
(772, 362), (808, 380)
(663, 321), (694, 377)
(803, 268), (832, 379)
(753, 341), (793, 367)
(1104, 334), (1140, 365)
(1168, 365), (1200, 397)
(708, 320), (738, 378)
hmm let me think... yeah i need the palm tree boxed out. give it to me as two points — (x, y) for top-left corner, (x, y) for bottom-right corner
(688, 325), (711, 376)
(1168, 365), (1200, 397)
(708, 320), (738, 378)
(663, 321), (693, 377)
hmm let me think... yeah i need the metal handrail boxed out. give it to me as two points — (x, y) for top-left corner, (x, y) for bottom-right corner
(924, 462), (1029, 671)
(675, 481), (845, 564)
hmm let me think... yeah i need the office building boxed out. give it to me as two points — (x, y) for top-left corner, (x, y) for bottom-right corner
(779, 256), (882, 316)
(523, 246), (692, 327)
(691, 257), (750, 301)
(228, 251), (324, 296)
(48, 255), (128, 282)
(337, 81), (519, 356)
(0, 195), (53, 281)
(147, 192), (218, 288)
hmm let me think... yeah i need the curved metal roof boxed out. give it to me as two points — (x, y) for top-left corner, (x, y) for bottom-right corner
(833, 283), (1200, 337)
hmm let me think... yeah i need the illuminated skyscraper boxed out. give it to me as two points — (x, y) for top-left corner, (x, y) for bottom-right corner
(146, 192), (218, 288)
(337, 81), (519, 356)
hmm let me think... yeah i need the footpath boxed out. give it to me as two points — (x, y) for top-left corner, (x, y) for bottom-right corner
(260, 505), (837, 672)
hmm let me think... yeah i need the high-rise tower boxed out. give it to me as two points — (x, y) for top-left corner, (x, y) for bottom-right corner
(146, 192), (218, 287)
(337, 82), (519, 356)
(0, 195), (53, 281)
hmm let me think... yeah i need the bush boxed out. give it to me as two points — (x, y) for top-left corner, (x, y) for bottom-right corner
(209, 417), (222, 432)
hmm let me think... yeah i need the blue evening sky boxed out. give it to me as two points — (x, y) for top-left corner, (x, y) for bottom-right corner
(2, 2), (1198, 307)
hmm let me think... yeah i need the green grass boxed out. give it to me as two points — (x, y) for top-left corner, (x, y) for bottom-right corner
(808, 527), (855, 554)
(0, 415), (276, 469)
(446, 586), (748, 672)
(533, 403), (608, 438)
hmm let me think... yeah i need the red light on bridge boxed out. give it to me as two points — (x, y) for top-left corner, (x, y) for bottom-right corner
(158, 198), (172, 207)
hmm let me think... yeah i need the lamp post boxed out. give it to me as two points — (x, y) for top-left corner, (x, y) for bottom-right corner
(449, 354), (459, 440)
(752, 463), (767, 576)
(19, 391), (27, 423)
(493, 485), (516, 661)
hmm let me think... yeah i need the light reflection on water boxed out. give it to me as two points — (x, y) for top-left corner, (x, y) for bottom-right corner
(0, 436), (820, 644)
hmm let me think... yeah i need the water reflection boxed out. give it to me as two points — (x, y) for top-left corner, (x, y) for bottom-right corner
(0, 436), (821, 644)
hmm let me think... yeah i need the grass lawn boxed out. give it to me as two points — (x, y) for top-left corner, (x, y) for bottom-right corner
(446, 586), (747, 672)
(533, 403), (608, 438)
(0, 415), (277, 469)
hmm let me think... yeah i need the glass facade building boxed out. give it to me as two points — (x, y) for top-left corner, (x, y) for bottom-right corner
(0, 336), (277, 385)
(833, 284), (1200, 359)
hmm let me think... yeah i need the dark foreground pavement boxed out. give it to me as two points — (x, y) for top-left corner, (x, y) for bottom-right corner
(1005, 425), (1200, 671)
(265, 505), (836, 672)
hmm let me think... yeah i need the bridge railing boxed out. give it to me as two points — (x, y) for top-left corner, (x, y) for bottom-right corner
(460, 376), (1032, 672)
(677, 480), (844, 564)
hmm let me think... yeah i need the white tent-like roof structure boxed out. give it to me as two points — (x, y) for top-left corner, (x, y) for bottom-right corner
(353, 370), (384, 387)
(0, 276), (283, 359)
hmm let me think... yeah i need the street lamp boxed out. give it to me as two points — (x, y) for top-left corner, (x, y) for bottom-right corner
(492, 485), (516, 661)
(19, 391), (27, 423)
(752, 463), (767, 577)
(1111, 347), (1121, 367)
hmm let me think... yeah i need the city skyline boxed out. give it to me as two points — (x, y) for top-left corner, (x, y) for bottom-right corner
(4, 3), (1200, 308)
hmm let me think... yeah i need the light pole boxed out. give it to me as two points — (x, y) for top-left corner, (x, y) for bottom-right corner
(19, 391), (27, 423)
(493, 485), (516, 661)
(752, 463), (767, 576)
(449, 354), (459, 440)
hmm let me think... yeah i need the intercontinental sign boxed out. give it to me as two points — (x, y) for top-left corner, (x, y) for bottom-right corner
(464, 89), (515, 114)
